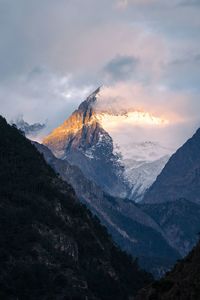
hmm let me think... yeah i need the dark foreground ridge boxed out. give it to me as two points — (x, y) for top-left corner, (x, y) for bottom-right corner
(143, 127), (200, 205)
(136, 239), (200, 300)
(0, 116), (152, 300)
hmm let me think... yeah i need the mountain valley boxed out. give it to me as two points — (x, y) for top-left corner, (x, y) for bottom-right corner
(32, 89), (200, 277)
(0, 115), (153, 299)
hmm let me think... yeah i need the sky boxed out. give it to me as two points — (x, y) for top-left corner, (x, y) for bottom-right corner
(0, 0), (200, 147)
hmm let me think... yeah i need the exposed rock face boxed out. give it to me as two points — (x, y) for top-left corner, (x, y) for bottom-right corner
(43, 88), (171, 201)
(136, 240), (200, 300)
(35, 142), (180, 278)
(0, 115), (153, 300)
(43, 88), (100, 158)
(43, 88), (128, 198)
(143, 128), (200, 205)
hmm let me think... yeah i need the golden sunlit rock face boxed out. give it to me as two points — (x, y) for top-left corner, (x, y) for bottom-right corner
(43, 113), (83, 157)
(43, 108), (167, 156)
(43, 112), (98, 158)
(43, 88), (99, 157)
(43, 86), (169, 159)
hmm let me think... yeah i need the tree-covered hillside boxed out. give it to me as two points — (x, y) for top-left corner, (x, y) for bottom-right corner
(136, 239), (200, 300)
(0, 116), (152, 300)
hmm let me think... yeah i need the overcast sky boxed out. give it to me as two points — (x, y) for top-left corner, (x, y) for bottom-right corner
(0, 0), (200, 144)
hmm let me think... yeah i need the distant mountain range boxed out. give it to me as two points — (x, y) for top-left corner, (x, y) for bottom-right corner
(11, 116), (46, 137)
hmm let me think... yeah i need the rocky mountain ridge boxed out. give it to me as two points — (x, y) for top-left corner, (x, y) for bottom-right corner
(43, 87), (129, 198)
(138, 126), (200, 270)
(11, 116), (46, 137)
(143, 127), (200, 205)
(43, 87), (171, 201)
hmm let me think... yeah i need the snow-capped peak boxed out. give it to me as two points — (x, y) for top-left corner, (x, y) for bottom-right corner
(43, 87), (174, 202)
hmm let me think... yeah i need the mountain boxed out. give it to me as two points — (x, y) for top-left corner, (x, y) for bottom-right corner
(136, 239), (200, 300)
(35, 142), (180, 278)
(11, 116), (46, 137)
(142, 128), (200, 205)
(43, 87), (128, 198)
(140, 199), (200, 257)
(123, 146), (169, 202)
(42, 89), (200, 276)
(0, 115), (152, 299)
(43, 87), (171, 201)
(138, 128), (200, 264)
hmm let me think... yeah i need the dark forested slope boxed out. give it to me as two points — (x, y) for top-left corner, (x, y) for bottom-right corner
(34, 142), (180, 278)
(143, 128), (200, 205)
(136, 240), (200, 300)
(0, 116), (152, 300)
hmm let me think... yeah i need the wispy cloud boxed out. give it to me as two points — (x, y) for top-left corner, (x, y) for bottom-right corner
(179, 0), (200, 6)
(116, 0), (157, 8)
(95, 83), (200, 148)
(103, 55), (139, 82)
(0, 68), (93, 136)
(170, 54), (200, 65)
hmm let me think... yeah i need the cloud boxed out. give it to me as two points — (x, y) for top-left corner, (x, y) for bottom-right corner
(97, 83), (188, 120)
(95, 83), (200, 149)
(0, 68), (94, 138)
(170, 53), (200, 65)
(179, 0), (200, 6)
(11, 115), (46, 140)
(0, 0), (200, 148)
(163, 53), (200, 91)
(117, 0), (200, 8)
(103, 55), (139, 82)
(116, 0), (157, 8)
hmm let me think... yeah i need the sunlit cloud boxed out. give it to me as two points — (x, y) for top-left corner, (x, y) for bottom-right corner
(95, 84), (186, 121)
(92, 83), (199, 150)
